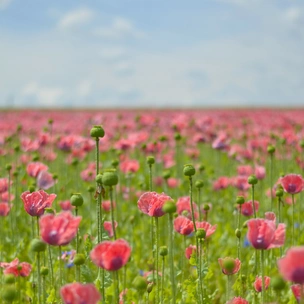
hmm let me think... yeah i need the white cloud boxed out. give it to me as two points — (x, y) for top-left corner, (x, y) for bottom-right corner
(0, 0), (12, 10)
(77, 80), (92, 97)
(284, 7), (301, 23)
(58, 8), (94, 30)
(94, 17), (144, 39)
(22, 82), (64, 106)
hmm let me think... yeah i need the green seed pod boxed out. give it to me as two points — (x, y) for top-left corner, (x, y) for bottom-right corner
(13, 171), (19, 178)
(90, 125), (105, 138)
(4, 274), (15, 284)
(241, 274), (246, 283)
(32, 155), (39, 162)
(73, 254), (86, 266)
(71, 158), (79, 166)
(198, 164), (205, 172)
(70, 193), (84, 207)
(133, 276), (147, 291)
(267, 145), (275, 154)
(242, 221), (248, 229)
(276, 189), (284, 197)
(159, 246), (168, 256)
(174, 133), (181, 141)
(102, 171), (118, 187)
(162, 170), (171, 180)
(111, 159), (119, 167)
(195, 180), (204, 188)
(248, 175), (258, 185)
(203, 204), (210, 211)
(14, 145), (20, 152)
(28, 185), (36, 193)
(30, 239), (47, 252)
(48, 119), (53, 125)
(235, 229), (241, 238)
(271, 276), (286, 291)
(5, 164), (12, 171)
(146, 156), (155, 165)
(52, 173), (58, 180)
(236, 196), (245, 205)
(162, 202), (176, 214)
(183, 164), (196, 177)
(223, 259), (235, 273)
(95, 174), (103, 184)
(87, 185), (95, 193)
(147, 283), (154, 293)
(41, 267), (49, 276)
(196, 228), (206, 239)
(300, 140), (304, 149)
(2, 286), (16, 302)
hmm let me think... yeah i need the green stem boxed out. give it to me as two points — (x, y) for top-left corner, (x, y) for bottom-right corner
(197, 188), (202, 221)
(109, 186), (117, 240)
(161, 256), (165, 304)
(260, 250), (265, 304)
(226, 275), (231, 302)
(252, 185), (256, 219)
(36, 216), (40, 237)
(198, 239), (203, 304)
(189, 176), (197, 232)
(47, 245), (53, 286)
(168, 213), (176, 303)
(37, 252), (41, 304)
(270, 154), (273, 210)
(75, 207), (80, 282)
(149, 164), (153, 192)
(292, 194), (295, 246)
(58, 246), (62, 287)
(114, 271), (119, 304)
(155, 217), (159, 304)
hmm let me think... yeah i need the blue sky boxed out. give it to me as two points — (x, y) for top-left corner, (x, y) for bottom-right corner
(1, 0), (304, 108)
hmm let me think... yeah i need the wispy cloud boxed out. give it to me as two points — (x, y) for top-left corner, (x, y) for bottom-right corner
(94, 17), (144, 39)
(57, 8), (94, 30)
(0, 0), (12, 10)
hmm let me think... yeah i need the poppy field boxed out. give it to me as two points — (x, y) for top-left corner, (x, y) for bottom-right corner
(1, 108), (304, 304)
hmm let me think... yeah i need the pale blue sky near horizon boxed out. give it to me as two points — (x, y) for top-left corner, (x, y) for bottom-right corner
(1, 0), (304, 108)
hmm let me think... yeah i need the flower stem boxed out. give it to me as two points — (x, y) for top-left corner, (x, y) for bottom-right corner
(75, 207), (80, 282)
(37, 252), (41, 304)
(251, 185), (256, 219)
(47, 245), (53, 286)
(270, 153), (274, 210)
(168, 213), (176, 303)
(58, 246), (62, 287)
(155, 217), (159, 304)
(261, 250), (265, 304)
(161, 255), (165, 304)
(149, 164), (153, 192)
(109, 186), (117, 240)
(292, 194), (295, 246)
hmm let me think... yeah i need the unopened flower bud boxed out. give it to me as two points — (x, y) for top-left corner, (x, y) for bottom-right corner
(236, 196), (245, 205)
(90, 125), (105, 138)
(276, 189), (284, 197)
(147, 283), (154, 293)
(195, 180), (204, 188)
(146, 156), (155, 165)
(30, 239), (47, 252)
(196, 228), (206, 239)
(203, 204), (210, 211)
(5, 164), (12, 171)
(174, 133), (181, 141)
(162, 170), (171, 180)
(235, 229), (241, 238)
(159, 246), (168, 256)
(41, 267), (49, 276)
(133, 276), (147, 291)
(70, 193), (84, 207)
(73, 254), (86, 266)
(267, 145), (275, 154)
(183, 164), (196, 177)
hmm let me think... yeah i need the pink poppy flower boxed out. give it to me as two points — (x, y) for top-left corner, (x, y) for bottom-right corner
(120, 159), (140, 174)
(167, 178), (179, 188)
(0, 191), (15, 203)
(255, 165), (266, 180)
(0, 202), (11, 216)
(232, 176), (250, 192)
(26, 162), (48, 178)
(0, 258), (32, 277)
(176, 196), (199, 220)
(218, 257), (241, 275)
(237, 200), (259, 217)
(237, 165), (253, 176)
(102, 200), (116, 212)
(21, 190), (56, 217)
(196, 221), (217, 238)
(138, 192), (173, 217)
(60, 283), (101, 304)
(291, 284), (301, 303)
(59, 200), (74, 211)
(0, 178), (9, 193)
(90, 239), (131, 271)
(104, 221), (118, 238)
(174, 216), (194, 235)
(278, 247), (304, 284)
(226, 297), (249, 304)
(280, 174), (303, 194)
(213, 176), (230, 191)
(247, 218), (285, 250)
(185, 245), (196, 259)
(40, 211), (81, 246)
(253, 276), (271, 292)
(37, 171), (56, 190)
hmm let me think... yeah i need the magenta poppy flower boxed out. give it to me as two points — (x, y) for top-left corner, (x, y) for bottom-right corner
(291, 284), (301, 303)
(40, 211), (81, 246)
(174, 216), (194, 235)
(176, 196), (199, 219)
(21, 190), (56, 217)
(218, 257), (241, 275)
(278, 247), (304, 284)
(26, 162), (49, 178)
(120, 159), (140, 174)
(60, 283), (101, 304)
(90, 239), (131, 271)
(280, 174), (303, 194)
(0, 258), (32, 277)
(253, 276), (271, 292)
(196, 221), (217, 238)
(247, 218), (285, 250)
(137, 192), (173, 217)
(0, 178), (9, 193)
(0, 202), (11, 216)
